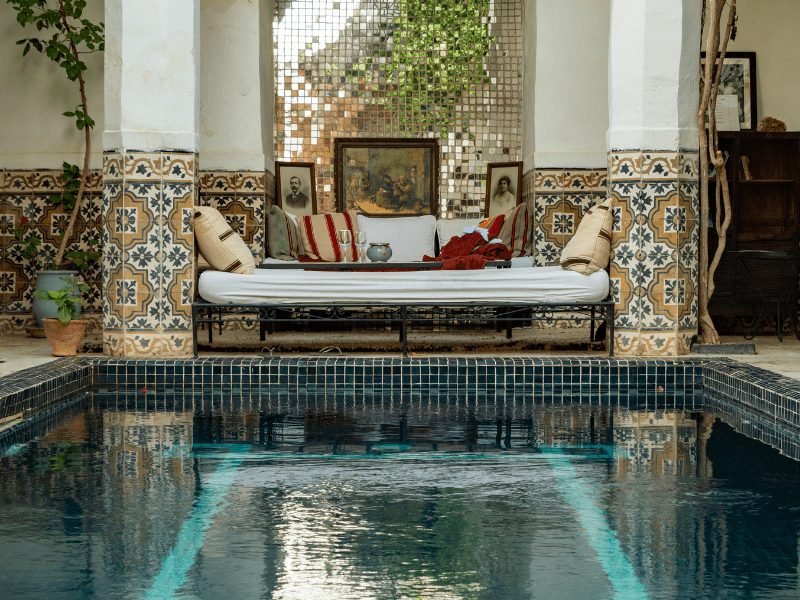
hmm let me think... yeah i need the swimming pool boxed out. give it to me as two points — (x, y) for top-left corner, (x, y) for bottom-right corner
(1, 389), (799, 599)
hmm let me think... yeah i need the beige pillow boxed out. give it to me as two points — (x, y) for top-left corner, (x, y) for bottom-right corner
(194, 206), (255, 274)
(560, 198), (613, 274)
(298, 210), (360, 262)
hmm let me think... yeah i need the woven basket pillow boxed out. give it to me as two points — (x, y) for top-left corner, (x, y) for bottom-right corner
(498, 198), (533, 257)
(194, 206), (255, 274)
(299, 210), (359, 262)
(559, 198), (613, 274)
(266, 204), (303, 260)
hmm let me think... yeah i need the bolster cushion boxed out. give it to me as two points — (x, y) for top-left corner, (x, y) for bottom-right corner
(559, 198), (613, 274)
(299, 210), (360, 262)
(266, 204), (303, 261)
(194, 206), (255, 274)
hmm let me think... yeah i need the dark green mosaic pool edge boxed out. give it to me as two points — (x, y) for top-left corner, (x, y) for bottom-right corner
(1, 357), (798, 460)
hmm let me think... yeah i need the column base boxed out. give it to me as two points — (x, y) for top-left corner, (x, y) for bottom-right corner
(614, 329), (694, 357)
(103, 331), (194, 358)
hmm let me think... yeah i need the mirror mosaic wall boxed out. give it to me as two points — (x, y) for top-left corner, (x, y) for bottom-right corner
(274, 0), (523, 216)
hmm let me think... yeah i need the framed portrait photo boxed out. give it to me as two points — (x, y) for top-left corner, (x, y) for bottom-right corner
(700, 51), (757, 130)
(334, 137), (438, 216)
(276, 161), (317, 217)
(485, 161), (523, 217)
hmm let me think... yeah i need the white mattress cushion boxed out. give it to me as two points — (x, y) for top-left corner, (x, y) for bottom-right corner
(199, 265), (610, 305)
(357, 214), (436, 262)
(436, 218), (478, 247)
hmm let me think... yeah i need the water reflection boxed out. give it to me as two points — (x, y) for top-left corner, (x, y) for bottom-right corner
(0, 401), (798, 599)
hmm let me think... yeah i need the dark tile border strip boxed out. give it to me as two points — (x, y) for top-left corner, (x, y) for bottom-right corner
(1, 356), (798, 460)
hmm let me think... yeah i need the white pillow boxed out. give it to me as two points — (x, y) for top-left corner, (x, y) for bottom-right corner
(436, 218), (477, 247)
(356, 214), (437, 262)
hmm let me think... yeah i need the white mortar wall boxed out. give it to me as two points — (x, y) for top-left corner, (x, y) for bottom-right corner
(608, 0), (701, 151)
(728, 0), (800, 130)
(522, 0), (536, 171)
(0, 1), (104, 169)
(200, 0), (271, 171)
(534, 0), (610, 168)
(104, 0), (200, 152)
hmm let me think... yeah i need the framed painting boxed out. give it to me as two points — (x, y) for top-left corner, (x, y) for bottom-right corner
(700, 51), (757, 130)
(334, 138), (439, 216)
(276, 161), (317, 217)
(485, 161), (523, 217)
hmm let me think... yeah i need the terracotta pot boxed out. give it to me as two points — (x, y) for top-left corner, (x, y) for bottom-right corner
(42, 319), (88, 356)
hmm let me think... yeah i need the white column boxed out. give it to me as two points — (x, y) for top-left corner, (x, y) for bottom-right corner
(104, 0), (200, 152)
(200, 0), (274, 172)
(607, 0), (701, 153)
(534, 0), (610, 169)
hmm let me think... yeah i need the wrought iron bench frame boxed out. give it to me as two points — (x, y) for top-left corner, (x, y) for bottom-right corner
(191, 299), (615, 357)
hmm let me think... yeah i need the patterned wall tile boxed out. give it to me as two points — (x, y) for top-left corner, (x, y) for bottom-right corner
(102, 151), (197, 357)
(609, 150), (699, 356)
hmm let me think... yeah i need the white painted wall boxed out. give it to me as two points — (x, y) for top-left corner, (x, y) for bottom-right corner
(728, 0), (800, 130)
(0, 1), (104, 169)
(534, 0), (610, 168)
(522, 0), (536, 171)
(608, 0), (701, 151)
(200, 0), (273, 171)
(104, 0), (200, 152)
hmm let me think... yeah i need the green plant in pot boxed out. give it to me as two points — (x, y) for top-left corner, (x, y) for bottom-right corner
(33, 275), (89, 356)
(7, 1), (104, 330)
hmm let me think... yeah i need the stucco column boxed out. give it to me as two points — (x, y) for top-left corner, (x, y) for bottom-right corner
(607, 0), (701, 356)
(102, 0), (200, 357)
(197, 0), (275, 263)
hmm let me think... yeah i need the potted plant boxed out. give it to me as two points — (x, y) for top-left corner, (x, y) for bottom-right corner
(33, 275), (89, 356)
(8, 1), (103, 331)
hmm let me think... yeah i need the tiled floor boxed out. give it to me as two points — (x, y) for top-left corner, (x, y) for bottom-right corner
(1, 333), (799, 380)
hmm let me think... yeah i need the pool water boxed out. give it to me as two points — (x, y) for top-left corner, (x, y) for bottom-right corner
(1, 395), (799, 599)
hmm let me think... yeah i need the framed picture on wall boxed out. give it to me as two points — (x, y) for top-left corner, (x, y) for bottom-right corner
(485, 161), (523, 217)
(276, 161), (317, 217)
(334, 138), (439, 216)
(700, 51), (757, 130)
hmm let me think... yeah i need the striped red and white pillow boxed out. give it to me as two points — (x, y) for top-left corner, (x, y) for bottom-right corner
(194, 206), (255, 274)
(299, 210), (360, 262)
(498, 199), (532, 257)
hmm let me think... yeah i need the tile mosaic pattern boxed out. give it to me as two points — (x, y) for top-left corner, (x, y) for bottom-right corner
(274, 0), (522, 217)
(2, 357), (799, 460)
(529, 169), (608, 266)
(198, 170), (273, 261)
(0, 169), (104, 333)
(608, 151), (699, 356)
(102, 152), (197, 357)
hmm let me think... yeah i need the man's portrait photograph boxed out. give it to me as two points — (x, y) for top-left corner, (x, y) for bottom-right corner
(276, 162), (317, 217)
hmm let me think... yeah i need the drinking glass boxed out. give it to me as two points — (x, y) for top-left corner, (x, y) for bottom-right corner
(355, 231), (368, 263)
(337, 229), (352, 262)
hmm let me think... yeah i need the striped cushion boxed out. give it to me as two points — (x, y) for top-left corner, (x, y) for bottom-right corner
(299, 210), (360, 262)
(478, 214), (505, 240)
(193, 206), (255, 274)
(266, 204), (303, 260)
(560, 198), (613, 274)
(498, 199), (532, 257)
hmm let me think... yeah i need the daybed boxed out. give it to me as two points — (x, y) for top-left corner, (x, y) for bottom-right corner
(192, 201), (615, 355)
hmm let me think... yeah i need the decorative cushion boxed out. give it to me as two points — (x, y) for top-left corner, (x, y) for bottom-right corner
(357, 214), (436, 262)
(193, 206), (255, 274)
(498, 199), (533, 257)
(266, 204), (303, 261)
(477, 214), (506, 240)
(299, 210), (360, 262)
(435, 218), (477, 247)
(560, 198), (613, 274)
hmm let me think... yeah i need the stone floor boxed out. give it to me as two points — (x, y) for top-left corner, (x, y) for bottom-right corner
(1, 332), (799, 380)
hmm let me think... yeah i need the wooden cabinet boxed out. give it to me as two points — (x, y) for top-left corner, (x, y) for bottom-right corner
(708, 131), (800, 337)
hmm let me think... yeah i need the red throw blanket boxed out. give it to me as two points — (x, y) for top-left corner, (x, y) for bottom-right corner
(423, 231), (512, 270)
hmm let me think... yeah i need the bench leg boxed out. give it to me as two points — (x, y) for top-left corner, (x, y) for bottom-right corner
(400, 306), (408, 356)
